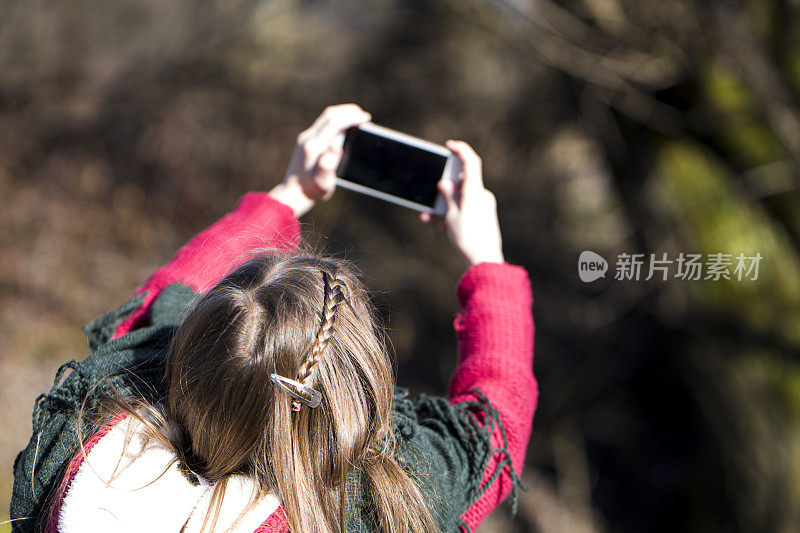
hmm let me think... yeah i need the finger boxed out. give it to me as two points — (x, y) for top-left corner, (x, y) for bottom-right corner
(420, 212), (432, 223)
(317, 149), (340, 173)
(307, 104), (369, 141)
(445, 140), (484, 192)
(438, 177), (459, 213)
(302, 135), (342, 172)
(306, 104), (366, 135)
(297, 105), (368, 158)
(316, 108), (371, 145)
(313, 149), (340, 200)
(306, 166), (337, 201)
(317, 150), (339, 168)
(303, 110), (369, 170)
(319, 171), (337, 200)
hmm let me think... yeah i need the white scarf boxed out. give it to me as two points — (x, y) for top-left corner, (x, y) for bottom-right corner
(58, 417), (281, 533)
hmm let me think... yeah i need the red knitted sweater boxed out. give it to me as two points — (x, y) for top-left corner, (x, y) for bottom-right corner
(48, 192), (537, 532)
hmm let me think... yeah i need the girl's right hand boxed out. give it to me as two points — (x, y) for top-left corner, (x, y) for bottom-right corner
(421, 140), (505, 267)
(270, 104), (371, 218)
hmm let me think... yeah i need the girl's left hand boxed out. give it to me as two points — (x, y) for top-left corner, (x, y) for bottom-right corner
(269, 104), (371, 218)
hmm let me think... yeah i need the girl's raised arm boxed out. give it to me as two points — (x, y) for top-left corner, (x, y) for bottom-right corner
(112, 104), (372, 339)
(449, 261), (536, 530)
(112, 193), (301, 338)
(423, 140), (537, 531)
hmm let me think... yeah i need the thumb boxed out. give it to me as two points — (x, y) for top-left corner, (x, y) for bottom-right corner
(438, 178), (459, 214)
(315, 149), (340, 200)
(319, 171), (337, 200)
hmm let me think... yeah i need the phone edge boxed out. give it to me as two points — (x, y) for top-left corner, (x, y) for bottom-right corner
(357, 123), (451, 157)
(335, 178), (438, 214)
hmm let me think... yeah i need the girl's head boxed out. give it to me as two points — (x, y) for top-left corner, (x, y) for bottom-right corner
(158, 251), (436, 533)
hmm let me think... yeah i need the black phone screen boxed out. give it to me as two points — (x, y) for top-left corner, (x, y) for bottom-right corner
(336, 126), (448, 208)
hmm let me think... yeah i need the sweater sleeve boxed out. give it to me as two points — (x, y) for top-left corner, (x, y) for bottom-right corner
(448, 261), (537, 531)
(112, 192), (301, 339)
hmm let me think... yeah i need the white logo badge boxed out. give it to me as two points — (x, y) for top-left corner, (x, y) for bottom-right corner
(578, 251), (608, 282)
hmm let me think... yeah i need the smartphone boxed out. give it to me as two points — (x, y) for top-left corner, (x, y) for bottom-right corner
(334, 123), (460, 216)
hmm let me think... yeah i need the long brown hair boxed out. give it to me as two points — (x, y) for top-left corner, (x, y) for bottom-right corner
(103, 249), (439, 533)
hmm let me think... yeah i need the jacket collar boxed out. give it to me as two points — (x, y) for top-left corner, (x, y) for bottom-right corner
(57, 415), (282, 533)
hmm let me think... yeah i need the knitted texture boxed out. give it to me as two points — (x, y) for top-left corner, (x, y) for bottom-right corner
(113, 192), (300, 339)
(10, 192), (536, 533)
(11, 284), (196, 532)
(449, 263), (537, 531)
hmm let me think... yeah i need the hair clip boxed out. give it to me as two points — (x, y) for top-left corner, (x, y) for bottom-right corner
(270, 373), (322, 409)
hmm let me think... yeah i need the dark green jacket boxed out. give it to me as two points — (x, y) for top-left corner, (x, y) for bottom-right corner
(11, 284), (519, 532)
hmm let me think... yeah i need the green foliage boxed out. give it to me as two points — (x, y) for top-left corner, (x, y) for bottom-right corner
(702, 62), (784, 166)
(657, 141), (800, 339)
(703, 63), (752, 113)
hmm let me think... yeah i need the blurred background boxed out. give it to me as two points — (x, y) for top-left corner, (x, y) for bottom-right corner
(2, 0), (800, 531)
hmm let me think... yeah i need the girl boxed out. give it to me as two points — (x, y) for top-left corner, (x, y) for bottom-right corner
(10, 104), (537, 533)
